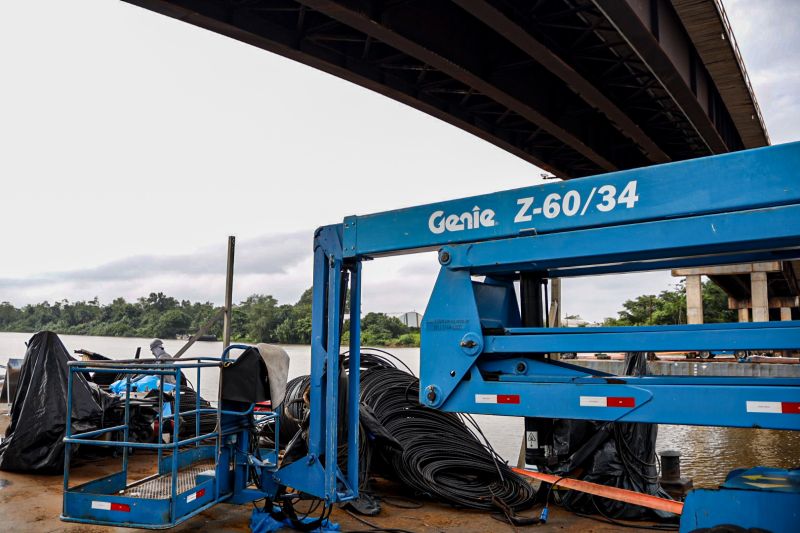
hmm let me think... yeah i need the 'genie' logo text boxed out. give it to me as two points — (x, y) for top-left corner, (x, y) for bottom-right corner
(428, 206), (497, 234)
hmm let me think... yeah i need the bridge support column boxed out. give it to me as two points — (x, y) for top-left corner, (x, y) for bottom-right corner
(686, 275), (703, 324)
(738, 308), (749, 323)
(751, 272), (769, 322)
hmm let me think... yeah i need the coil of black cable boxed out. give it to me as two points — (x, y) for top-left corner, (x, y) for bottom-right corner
(358, 365), (536, 511)
(273, 349), (535, 512)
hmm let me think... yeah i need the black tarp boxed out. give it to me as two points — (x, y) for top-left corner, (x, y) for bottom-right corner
(0, 331), (117, 473)
(544, 352), (675, 520)
(220, 347), (269, 404)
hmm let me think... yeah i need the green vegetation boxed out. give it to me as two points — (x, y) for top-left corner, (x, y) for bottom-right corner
(0, 279), (734, 343)
(343, 313), (421, 347)
(0, 289), (419, 347)
(603, 280), (735, 326)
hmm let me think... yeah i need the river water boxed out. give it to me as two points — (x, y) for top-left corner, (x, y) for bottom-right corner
(1, 332), (797, 487)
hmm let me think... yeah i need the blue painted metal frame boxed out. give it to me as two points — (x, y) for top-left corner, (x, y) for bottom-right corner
(61, 348), (282, 529)
(679, 467), (800, 533)
(343, 143), (800, 257)
(295, 143), (800, 516)
(439, 203), (800, 277)
(274, 225), (361, 504)
(415, 257), (800, 430)
(60, 143), (800, 527)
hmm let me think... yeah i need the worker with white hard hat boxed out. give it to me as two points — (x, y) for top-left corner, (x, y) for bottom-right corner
(150, 339), (177, 383)
(150, 339), (174, 360)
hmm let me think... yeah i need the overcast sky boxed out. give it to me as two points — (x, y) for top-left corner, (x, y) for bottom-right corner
(0, 1), (798, 322)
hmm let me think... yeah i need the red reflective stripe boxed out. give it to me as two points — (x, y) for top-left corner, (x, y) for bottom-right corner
(254, 401), (272, 412)
(197, 489), (206, 498)
(781, 402), (800, 414)
(497, 394), (520, 404)
(607, 397), (635, 408)
(110, 503), (130, 512)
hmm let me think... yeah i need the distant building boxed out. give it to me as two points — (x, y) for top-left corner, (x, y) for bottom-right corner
(562, 315), (600, 328)
(392, 311), (423, 328)
(348, 311), (423, 327)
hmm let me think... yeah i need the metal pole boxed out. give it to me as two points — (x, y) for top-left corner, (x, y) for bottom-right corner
(549, 278), (561, 328)
(518, 273), (546, 468)
(223, 236), (235, 349)
(174, 307), (226, 359)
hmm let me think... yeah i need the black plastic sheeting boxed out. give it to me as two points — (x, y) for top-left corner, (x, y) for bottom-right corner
(543, 352), (675, 520)
(0, 331), (119, 473)
(221, 347), (269, 404)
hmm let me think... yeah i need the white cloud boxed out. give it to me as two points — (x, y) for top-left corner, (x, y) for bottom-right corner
(725, 0), (800, 144)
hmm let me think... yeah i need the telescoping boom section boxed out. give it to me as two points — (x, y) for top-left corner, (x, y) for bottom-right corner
(291, 143), (800, 532)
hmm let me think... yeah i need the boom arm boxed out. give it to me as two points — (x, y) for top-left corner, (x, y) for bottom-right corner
(276, 142), (800, 503)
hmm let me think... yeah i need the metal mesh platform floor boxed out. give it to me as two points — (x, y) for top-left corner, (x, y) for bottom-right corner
(120, 460), (215, 499)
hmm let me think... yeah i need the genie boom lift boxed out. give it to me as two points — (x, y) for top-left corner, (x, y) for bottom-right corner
(62, 143), (800, 531)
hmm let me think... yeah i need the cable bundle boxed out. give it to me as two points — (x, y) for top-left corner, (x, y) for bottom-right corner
(278, 375), (312, 442)
(271, 349), (535, 512)
(175, 387), (217, 437)
(359, 367), (536, 511)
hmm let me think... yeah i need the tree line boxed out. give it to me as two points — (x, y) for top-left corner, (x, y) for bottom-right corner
(0, 289), (419, 347)
(603, 279), (735, 326)
(0, 279), (734, 346)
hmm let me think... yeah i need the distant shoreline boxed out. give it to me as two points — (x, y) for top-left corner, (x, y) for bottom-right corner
(0, 330), (419, 349)
(0, 292), (420, 348)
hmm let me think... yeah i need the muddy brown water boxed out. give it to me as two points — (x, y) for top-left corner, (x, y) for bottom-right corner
(1, 333), (797, 487)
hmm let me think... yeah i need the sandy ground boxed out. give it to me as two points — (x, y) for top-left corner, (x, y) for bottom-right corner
(0, 406), (655, 532)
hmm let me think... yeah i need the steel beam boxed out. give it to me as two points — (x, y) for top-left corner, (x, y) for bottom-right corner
(592, 0), (729, 154)
(296, 0), (620, 173)
(454, 0), (670, 165)
(122, 0), (763, 176)
(488, 323), (800, 353)
(442, 205), (800, 276)
(344, 143), (800, 258)
(123, 0), (569, 176)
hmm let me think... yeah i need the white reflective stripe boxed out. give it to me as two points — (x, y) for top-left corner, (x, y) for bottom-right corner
(187, 492), (197, 503)
(91, 501), (112, 510)
(475, 394), (497, 404)
(579, 396), (606, 407)
(746, 401), (782, 413)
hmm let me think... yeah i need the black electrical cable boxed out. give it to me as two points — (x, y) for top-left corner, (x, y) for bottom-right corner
(358, 366), (536, 512)
(274, 349), (535, 523)
(341, 348), (413, 375)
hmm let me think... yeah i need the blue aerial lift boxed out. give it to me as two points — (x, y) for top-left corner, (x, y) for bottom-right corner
(62, 142), (800, 531)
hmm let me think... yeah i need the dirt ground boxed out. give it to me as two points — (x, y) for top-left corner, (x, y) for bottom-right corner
(0, 407), (656, 532)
